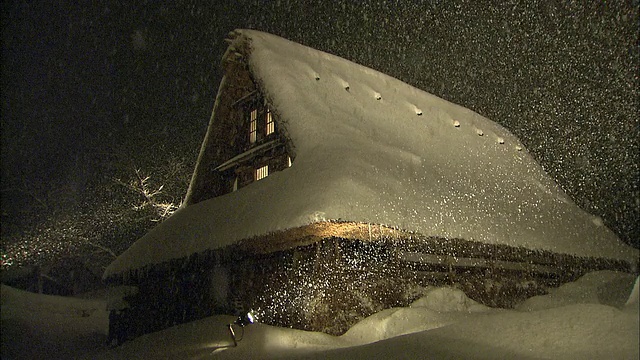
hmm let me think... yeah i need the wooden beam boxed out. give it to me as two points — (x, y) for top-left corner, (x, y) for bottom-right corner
(396, 251), (560, 275)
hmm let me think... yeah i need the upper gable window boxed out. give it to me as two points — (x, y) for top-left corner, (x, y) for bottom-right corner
(266, 109), (275, 136)
(246, 102), (275, 146)
(249, 109), (258, 144)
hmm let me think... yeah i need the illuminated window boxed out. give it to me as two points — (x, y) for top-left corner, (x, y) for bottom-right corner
(249, 109), (258, 143)
(256, 165), (269, 181)
(266, 109), (275, 136)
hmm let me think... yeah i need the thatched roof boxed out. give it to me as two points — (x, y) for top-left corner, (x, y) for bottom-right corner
(104, 30), (636, 278)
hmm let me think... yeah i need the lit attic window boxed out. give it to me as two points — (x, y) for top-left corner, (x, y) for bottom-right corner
(256, 165), (269, 180)
(249, 109), (258, 143)
(266, 108), (275, 135)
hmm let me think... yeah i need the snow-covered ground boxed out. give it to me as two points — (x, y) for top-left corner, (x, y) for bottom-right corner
(1, 284), (109, 359)
(2, 270), (638, 359)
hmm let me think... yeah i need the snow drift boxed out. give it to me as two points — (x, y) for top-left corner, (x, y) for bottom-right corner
(3, 271), (637, 359)
(95, 271), (637, 360)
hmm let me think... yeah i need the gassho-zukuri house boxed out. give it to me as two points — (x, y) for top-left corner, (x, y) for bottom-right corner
(103, 29), (638, 342)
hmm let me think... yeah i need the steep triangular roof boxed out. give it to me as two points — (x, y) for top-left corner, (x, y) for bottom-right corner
(104, 30), (636, 278)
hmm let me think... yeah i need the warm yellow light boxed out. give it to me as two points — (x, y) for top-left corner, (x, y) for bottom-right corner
(256, 165), (269, 180)
(266, 109), (275, 135)
(249, 109), (258, 143)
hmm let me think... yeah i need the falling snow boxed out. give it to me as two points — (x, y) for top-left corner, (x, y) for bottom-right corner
(105, 30), (636, 278)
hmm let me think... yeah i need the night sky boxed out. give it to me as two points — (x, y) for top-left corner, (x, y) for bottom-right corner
(1, 1), (638, 249)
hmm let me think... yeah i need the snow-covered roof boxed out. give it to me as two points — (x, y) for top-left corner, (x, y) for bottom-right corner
(104, 30), (637, 278)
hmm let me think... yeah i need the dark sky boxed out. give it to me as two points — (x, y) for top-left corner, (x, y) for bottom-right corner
(2, 1), (638, 248)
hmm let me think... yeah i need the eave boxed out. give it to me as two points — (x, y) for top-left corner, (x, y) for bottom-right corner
(214, 139), (281, 172)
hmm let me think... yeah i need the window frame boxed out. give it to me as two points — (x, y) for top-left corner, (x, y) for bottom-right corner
(266, 108), (275, 136)
(255, 164), (269, 181)
(249, 109), (258, 144)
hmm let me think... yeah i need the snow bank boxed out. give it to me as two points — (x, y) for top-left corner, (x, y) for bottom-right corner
(91, 271), (638, 360)
(409, 287), (491, 313)
(516, 270), (638, 311)
(3, 271), (637, 359)
(0, 284), (109, 359)
(626, 276), (639, 308)
(104, 30), (637, 277)
(342, 287), (492, 344)
(317, 303), (638, 360)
